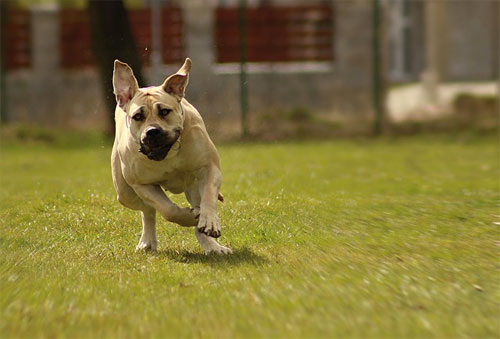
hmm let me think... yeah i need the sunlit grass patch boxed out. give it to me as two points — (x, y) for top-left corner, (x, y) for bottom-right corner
(0, 134), (498, 337)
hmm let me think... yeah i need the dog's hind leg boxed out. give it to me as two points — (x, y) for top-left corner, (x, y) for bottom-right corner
(136, 206), (157, 251)
(185, 185), (201, 219)
(115, 181), (158, 251)
(114, 180), (158, 251)
(112, 149), (158, 251)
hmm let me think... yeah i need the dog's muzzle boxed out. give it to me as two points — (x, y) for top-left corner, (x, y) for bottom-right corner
(139, 127), (180, 161)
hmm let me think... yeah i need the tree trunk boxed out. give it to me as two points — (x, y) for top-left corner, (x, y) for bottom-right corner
(0, 2), (8, 124)
(87, 0), (145, 135)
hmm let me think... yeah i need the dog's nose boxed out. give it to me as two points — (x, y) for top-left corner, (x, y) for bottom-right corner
(146, 127), (161, 138)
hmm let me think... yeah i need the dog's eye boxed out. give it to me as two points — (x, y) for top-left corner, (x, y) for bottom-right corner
(159, 108), (172, 118)
(132, 112), (145, 121)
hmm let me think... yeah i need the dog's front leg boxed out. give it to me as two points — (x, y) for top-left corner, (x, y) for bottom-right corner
(131, 184), (198, 226)
(197, 165), (223, 238)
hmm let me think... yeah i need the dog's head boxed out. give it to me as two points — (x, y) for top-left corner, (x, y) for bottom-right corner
(112, 58), (191, 161)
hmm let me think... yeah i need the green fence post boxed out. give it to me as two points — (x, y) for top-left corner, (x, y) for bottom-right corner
(0, 2), (7, 124)
(372, 0), (382, 135)
(238, 0), (249, 138)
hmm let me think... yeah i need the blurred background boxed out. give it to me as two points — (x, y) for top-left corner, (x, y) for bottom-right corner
(0, 0), (498, 140)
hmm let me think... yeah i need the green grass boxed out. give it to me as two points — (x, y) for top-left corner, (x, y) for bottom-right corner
(0, 133), (499, 338)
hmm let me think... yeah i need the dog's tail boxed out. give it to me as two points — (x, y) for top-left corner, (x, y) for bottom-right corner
(218, 193), (224, 203)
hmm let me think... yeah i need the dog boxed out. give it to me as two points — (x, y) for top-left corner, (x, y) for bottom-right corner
(111, 58), (231, 255)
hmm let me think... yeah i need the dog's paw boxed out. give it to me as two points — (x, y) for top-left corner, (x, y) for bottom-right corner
(197, 212), (221, 238)
(135, 238), (157, 252)
(195, 228), (231, 255)
(190, 207), (200, 219)
(204, 243), (232, 255)
(171, 207), (199, 226)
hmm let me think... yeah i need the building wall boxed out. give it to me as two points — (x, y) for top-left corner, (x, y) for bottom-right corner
(5, 6), (107, 129)
(5, 1), (375, 133)
(183, 0), (373, 119)
(446, 1), (498, 81)
(6, 1), (496, 132)
(387, 0), (498, 82)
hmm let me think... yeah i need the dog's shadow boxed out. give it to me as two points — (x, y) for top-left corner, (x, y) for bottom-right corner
(153, 246), (268, 266)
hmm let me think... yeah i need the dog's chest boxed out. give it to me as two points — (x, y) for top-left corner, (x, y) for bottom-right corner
(158, 170), (197, 194)
(125, 155), (196, 193)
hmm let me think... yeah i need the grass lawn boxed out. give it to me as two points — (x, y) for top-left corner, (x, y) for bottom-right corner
(0, 132), (498, 338)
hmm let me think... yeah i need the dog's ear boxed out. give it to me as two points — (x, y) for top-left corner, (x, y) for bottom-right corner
(113, 60), (139, 109)
(162, 58), (191, 101)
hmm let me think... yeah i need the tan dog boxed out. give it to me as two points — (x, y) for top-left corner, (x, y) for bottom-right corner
(111, 58), (231, 254)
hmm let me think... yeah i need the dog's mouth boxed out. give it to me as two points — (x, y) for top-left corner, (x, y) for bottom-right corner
(139, 142), (173, 161)
(139, 129), (180, 161)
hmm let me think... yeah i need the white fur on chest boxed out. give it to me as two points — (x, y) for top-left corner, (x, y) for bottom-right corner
(160, 170), (198, 194)
(119, 142), (200, 194)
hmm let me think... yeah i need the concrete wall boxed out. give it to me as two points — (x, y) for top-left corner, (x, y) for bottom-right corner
(446, 1), (499, 81)
(182, 0), (374, 117)
(387, 1), (498, 82)
(5, 5), (107, 129)
(5, 1), (375, 134)
(6, 1), (496, 133)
